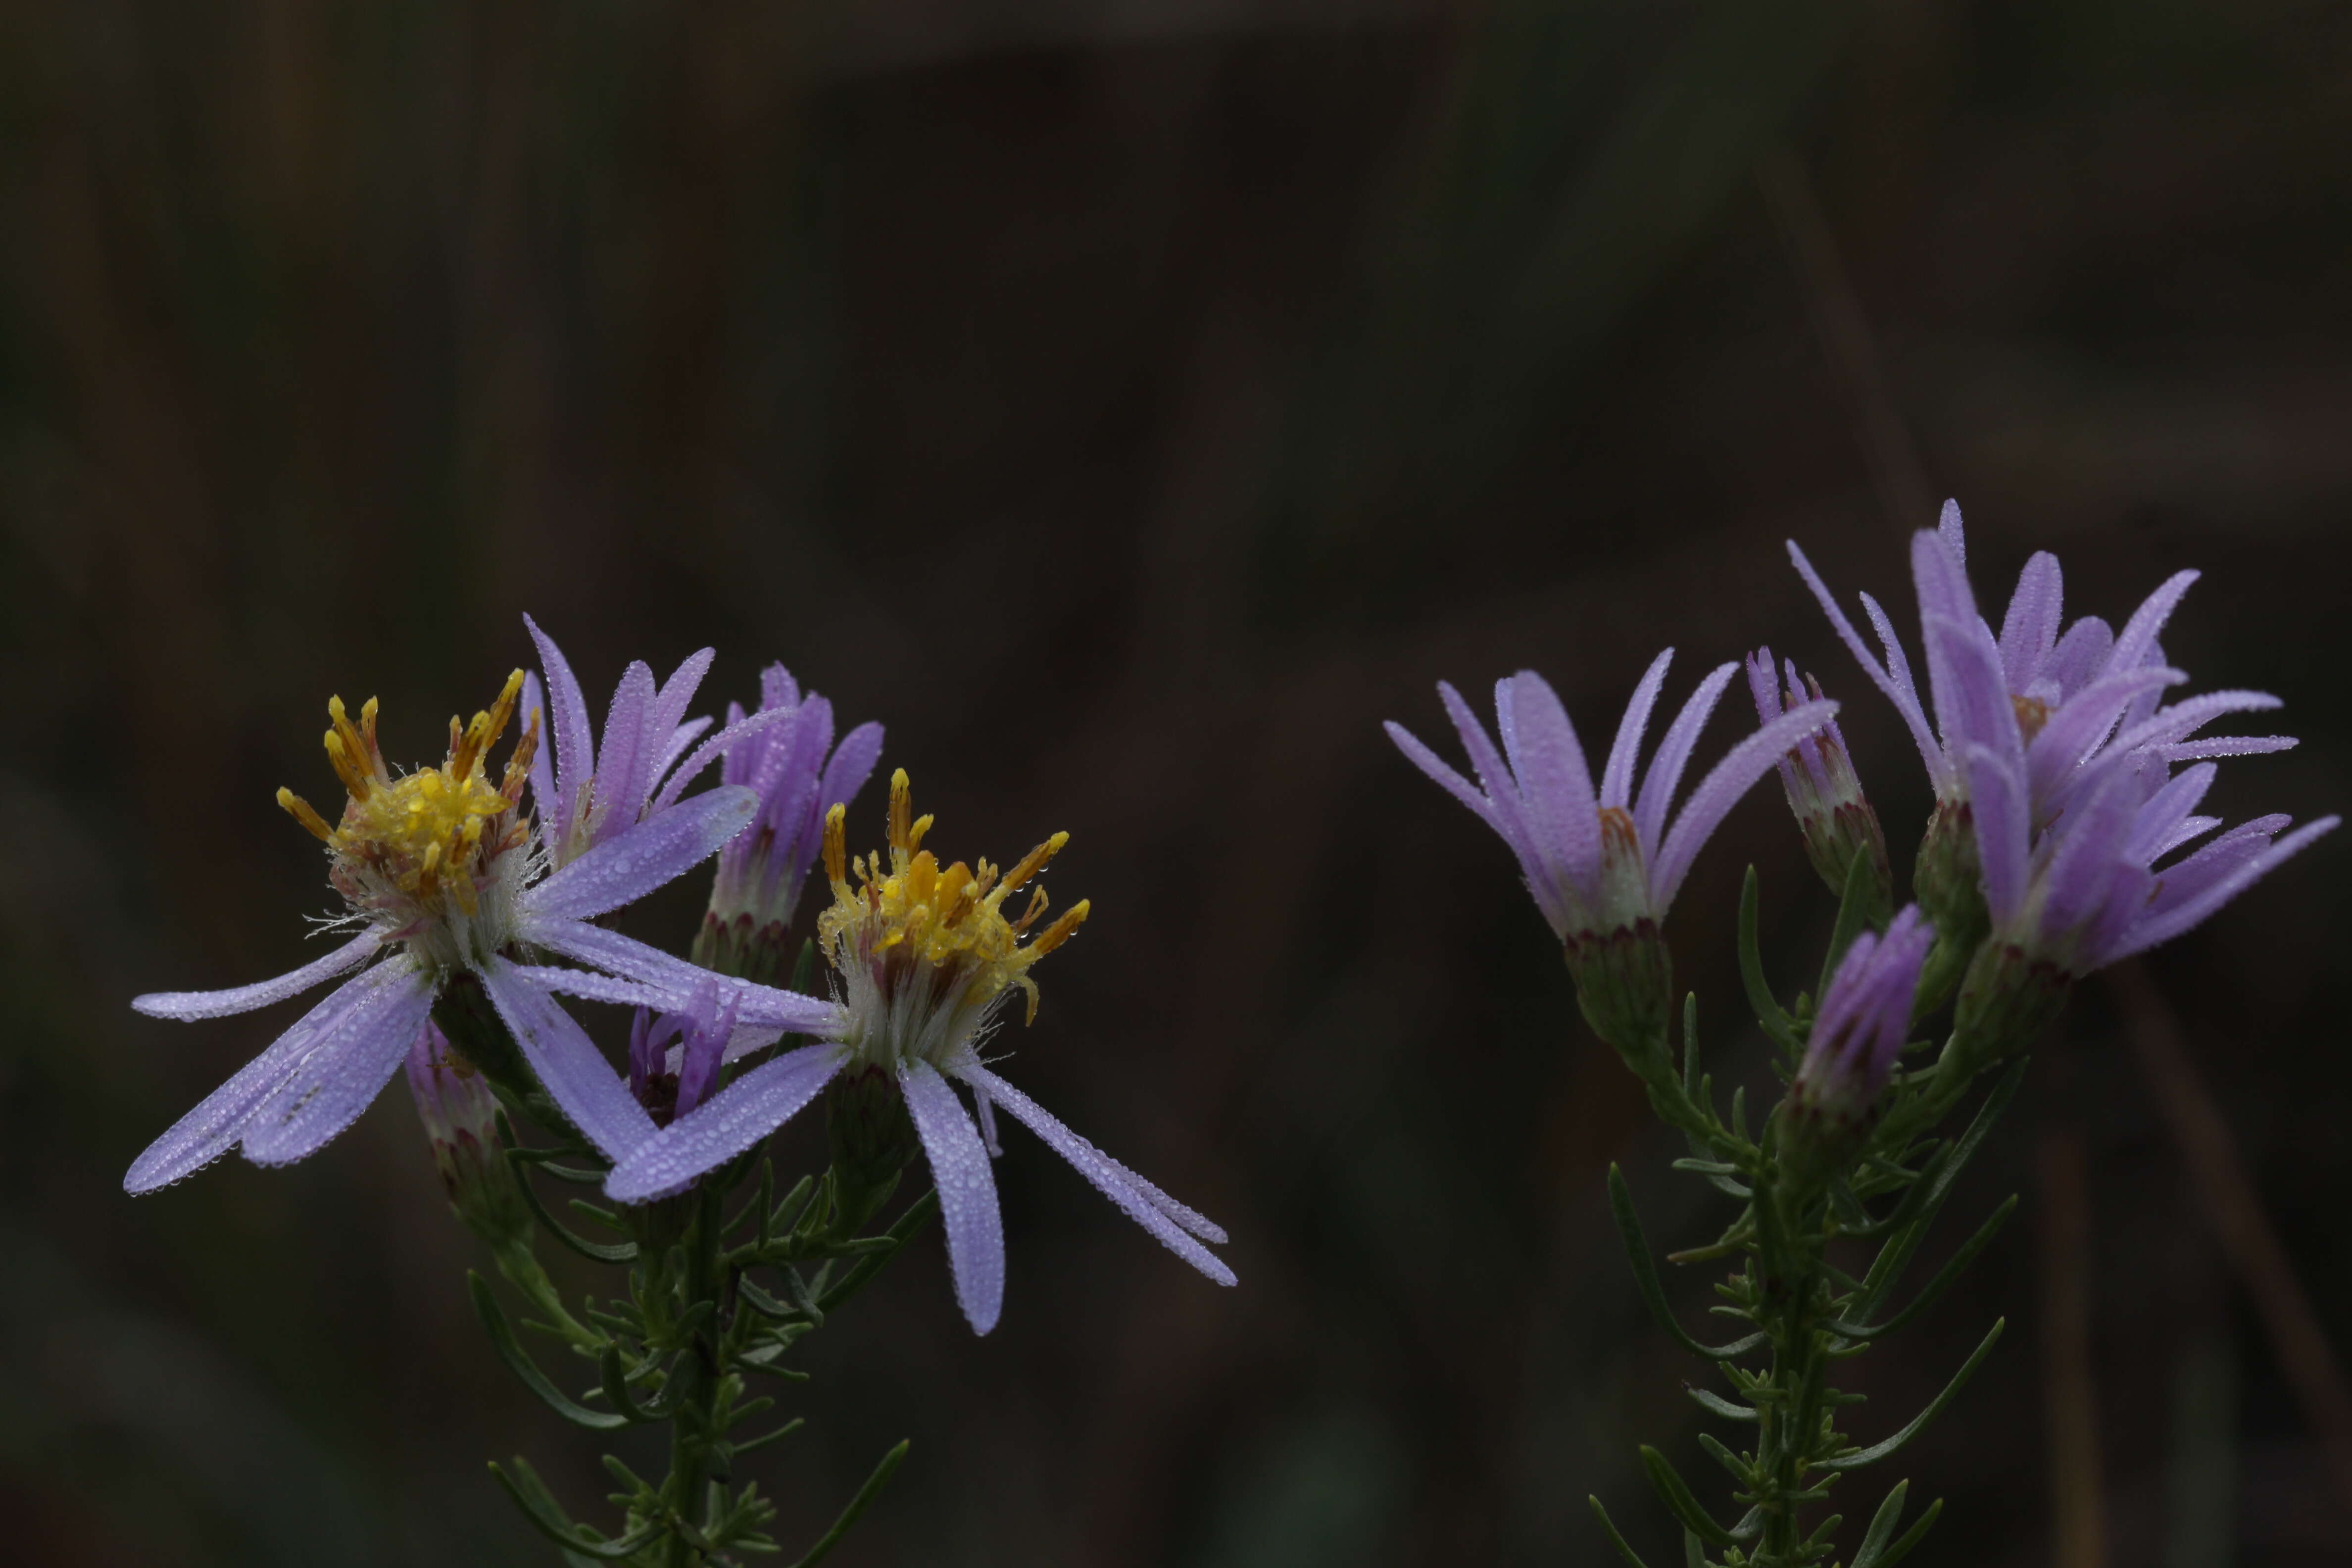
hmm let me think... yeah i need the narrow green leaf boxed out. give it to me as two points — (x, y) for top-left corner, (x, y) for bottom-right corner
(1816, 848), (1885, 1000)
(786, 1439), (910, 1568)
(505, 1160), (637, 1264)
(1845, 1480), (1910, 1568)
(1737, 867), (1797, 1051)
(1685, 1387), (1758, 1422)
(730, 1417), (806, 1459)
(1639, 1446), (1736, 1548)
(1587, 1497), (1658, 1568)
(815, 1188), (940, 1314)
(488, 1457), (663, 1560)
(1817, 1319), (2006, 1471)
(467, 1273), (630, 1431)
(1608, 1167), (1768, 1362)
(1830, 1195), (2018, 1340)
(1868, 1496), (1943, 1568)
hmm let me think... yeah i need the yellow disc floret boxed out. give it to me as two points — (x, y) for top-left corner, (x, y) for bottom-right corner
(277, 671), (539, 962)
(819, 770), (1089, 1068)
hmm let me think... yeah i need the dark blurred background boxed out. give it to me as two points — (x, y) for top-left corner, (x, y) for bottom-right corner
(4, 0), (2350, 1563)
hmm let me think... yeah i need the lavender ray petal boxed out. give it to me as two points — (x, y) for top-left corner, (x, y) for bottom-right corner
(644, 648), (717, 780)
(2107, 570), (2202, 676)
(1910, 525), (1982, 637)
(523, 614), (595, 849)
(524, 786), (758, 922)
(522, 919), (847, 1035)
(1383, 722), (1500, 828)
(1497, 670), (1601, 894)
(2110, 689), (2285, 756)
(817, 721), (886, 816)
(133, 931), (383, 1020)
(899, 1060), (1007, 1335)
(2036, 766), (2142, 941)
(1998, 551), (2064, 693)
(956, 1064), (1235, 1285)
(124, 968), (394, 1192)
(1857, 590), (1951, 788)
(1437, 681), (1537, 848)
(1787, 542), (1935, 766)
(1960, 742), (2031, 925)
(522, 670), (560, 857)
(2106, 816), (2339, 962)
(2153, 815), (2223, 860)
(500, 965), (671, 1011)
(2126, 763), (2219, 863)
(1922, 611), (2022, 767)
(240, 967), (438, 1167)
(2041, 616), (2114, 699)
(479, 960), (658, 1162)
(1651, 697), (1838, 908)
(958, 1063), (1229, 1244)
(590, 660), (660, 839)
(2025, 666), (2183, 809)
(604, 1044), (845, 1203)
(650, 717), (716, 797)
(1602, 648), (1675, 811)
(647, 703), (797, 815)
(1937, 498), (1966, 563)
(1633, 662), (1739, 858)
(2161, 735), (2298, 763)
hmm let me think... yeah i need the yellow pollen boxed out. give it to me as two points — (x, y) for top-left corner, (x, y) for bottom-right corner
(292, 672), (532, 919)
(820, 771), (1085, 1033)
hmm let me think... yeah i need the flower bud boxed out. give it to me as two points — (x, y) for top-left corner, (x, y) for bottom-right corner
(1563, 920), (1675, 1069)
(405, 1022), (532, 1248)
(1778, 906), (1934, 1188)
(1746, 650), (1890, 919)
(827, 1063), (920, 1214)
(1943, 939), (2071, 1081)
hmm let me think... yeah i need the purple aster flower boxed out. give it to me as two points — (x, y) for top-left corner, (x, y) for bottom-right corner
(1962, 743), (2337, 980)
(1384, 655), (1839, 944)
(1789, 502), (2294, 820)
(1789, 906), (1934, 1128)
(126, 661), (842, 1194)
(697, 664), (885, 978)
(406, 1020), (529, 1245)
(606, 771), (1235, 1335)
(1385, 655), (1836, 1055)
(1746, 648), (1891, 907)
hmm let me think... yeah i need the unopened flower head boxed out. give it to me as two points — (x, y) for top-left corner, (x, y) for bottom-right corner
(1386, 654), (1836, 1054)
(628, 977), (741, 1129)
(698, 664), (884, 980)
(405, 1020), (529, 1246)
(1789, 906), (1933, 1128)
(1745, 648), (1889, 911)
(820, 769), (1089, 1072)
(123, 624), (839, 1195)
(606, 768), (1232, 1335)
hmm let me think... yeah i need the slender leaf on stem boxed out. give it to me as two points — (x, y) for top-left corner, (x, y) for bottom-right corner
(1818, 1319), (2006, 1471)
(816, 1188), (940, 1314)
(1864, 1496), (1943, 1568)
(595, 1344), (684, 1423)
(1816, 849), (1884, 1000)
(488, 1457), (663, 1560)
(1682, 992), (1703, 1099)
(1846, 1480), (1912, 1568)
(1738, 868), (1798, 1053)
(1853, 1058), (2025, 1240)
(1587, 1497), (1659, 1568)
(1608, 1167), (1768, 1362)
(1686, 1387), (1759, 1422)
(730, 1417), (807, 1459)
(505, 1160), (638, 1263)
(468, 1273), (630, 1431)
(786, 1439), (910, 1568)
(1639, 1446), (1737, 1548)
(1831, 1195), (2018, 1340)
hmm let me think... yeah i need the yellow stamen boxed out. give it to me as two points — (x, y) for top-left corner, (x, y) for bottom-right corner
(907, 813), (934, 854)
(277, 787), (336, 843)
(1000, 832), (1067, 894)
(1030, 899), (1090, 958)
(1010, 884), (1049, 935)
(823, 803), (848, 886)
(886, 769), (914, 852)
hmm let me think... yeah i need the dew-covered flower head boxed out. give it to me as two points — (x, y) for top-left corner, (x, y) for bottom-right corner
(277, 670), (539, 974)
(1746, 648), (1889, 906)
(819, 769), (1089, 1071)
(1385, 654), (1838, 944)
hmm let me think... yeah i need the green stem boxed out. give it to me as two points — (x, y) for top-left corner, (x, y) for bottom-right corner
(662, 1186), (729, 1566)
